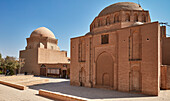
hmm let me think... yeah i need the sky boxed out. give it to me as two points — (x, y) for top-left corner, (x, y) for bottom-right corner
(0, 0), (169, 58)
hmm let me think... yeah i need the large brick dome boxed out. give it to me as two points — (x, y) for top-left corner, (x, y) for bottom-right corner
(98, 2), (143, 17)
(30, 27), (56, 39)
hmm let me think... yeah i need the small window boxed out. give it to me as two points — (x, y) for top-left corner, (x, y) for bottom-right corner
(51, 46), (53, 50)
(47, 68), (59, 74)
(125, 14), (130, 22)
(98, 20), (101, 27)
(101, 34), (109, 44)
(63, 64), (67, 67)
(106, 17), (110, 25)
(114, 15), (119, 23)
(142, 14), (146, 22)
(134, 14), (138, 22)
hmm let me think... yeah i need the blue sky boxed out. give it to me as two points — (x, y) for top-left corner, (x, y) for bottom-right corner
(0, 0), (169, 58)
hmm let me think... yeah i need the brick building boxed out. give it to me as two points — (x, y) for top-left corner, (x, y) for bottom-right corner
(20, 27), (70, 78)
(70, 2), (170, 95)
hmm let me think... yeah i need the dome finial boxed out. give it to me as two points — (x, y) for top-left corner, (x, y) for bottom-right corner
(138, 0), (141, 7)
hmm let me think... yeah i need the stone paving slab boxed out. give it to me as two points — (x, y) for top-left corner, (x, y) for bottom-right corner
(29, 78), (170, 101)
(0, 84), (54, 101)
(1, 76), (170, 101)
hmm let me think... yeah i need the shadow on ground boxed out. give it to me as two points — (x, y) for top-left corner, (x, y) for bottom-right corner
(28, 80), (150, 99)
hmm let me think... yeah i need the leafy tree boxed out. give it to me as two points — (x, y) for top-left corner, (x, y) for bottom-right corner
(0, 53), (2, 74)
(0, 53), (2, 59)
(5, 56), (17, 75)
(0, 53), (1, 66)
(0, 54), (25, 75)
(0, 58), (5, 74)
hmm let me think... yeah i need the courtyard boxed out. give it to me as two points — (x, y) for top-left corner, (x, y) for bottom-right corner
(0, 75), (170, 101)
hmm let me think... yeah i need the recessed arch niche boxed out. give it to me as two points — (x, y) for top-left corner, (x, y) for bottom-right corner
(96, 52), (114, 87)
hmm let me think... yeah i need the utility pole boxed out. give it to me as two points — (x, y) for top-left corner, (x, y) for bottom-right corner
(160, 22), (170, 37)
(160, 22), (170, 27)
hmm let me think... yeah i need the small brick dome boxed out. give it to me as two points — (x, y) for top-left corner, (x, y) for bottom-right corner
(98, 2), (143, 17)
(30, 27), (56, 39)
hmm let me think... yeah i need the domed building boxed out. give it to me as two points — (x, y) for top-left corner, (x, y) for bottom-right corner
(70, 2), (170, 96)
(89, 2), (151, 34)
(20, 27), (70, 78)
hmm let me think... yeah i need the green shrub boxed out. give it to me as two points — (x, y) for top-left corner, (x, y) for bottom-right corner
(0, 71), (2, 74)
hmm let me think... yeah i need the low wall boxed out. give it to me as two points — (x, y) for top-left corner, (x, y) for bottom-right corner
(39, 89), (88, 101)
(0, 80), (27, 90)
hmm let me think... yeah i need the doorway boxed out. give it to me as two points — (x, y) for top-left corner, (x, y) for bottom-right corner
(62, 70), (66, 78)
(96, 52), (113, 87)
(40, 68), (46, 76)
(102, 73), (110, 86)
(79, 67), (86, 86)
(130, 70), (141, 92)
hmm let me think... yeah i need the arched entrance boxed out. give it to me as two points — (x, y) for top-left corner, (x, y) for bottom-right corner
(130, 70), (141, 92)
(79, 67), (86, 86)
(96, 52), (113, 87)
(40, 64), (46, 76)
(129, 65), (141, 92)
(102, 73), (110, 86)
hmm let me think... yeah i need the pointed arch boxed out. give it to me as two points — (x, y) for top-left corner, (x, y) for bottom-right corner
(114, 14), (119, 23)
(134, 14), (138, 22)
(125, 13), (130, 22)
(106, 17), (110, 25)
(96, 51), (114, 87)
(102, 73), (110, 86)
(142, 14), (146, 22)
(79, 67), (86, 86)
(98, 19), (101, 27)
(96, 51), (115, 62)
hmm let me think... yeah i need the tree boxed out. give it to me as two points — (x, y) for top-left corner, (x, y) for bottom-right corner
(5, 56), (17, 75)
(0, 58), (6, 74)
(0, 53), (2, 59)
(0, 53), (2, 66)
(0, 55), (25, 75)
(0, 53), (2, 74)
(1, 56), (18, 75)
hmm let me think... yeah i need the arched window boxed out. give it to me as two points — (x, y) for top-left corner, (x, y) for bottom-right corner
(134, 14), (138, 22)
(125, 14), (130, 22)
(98, 19), (101, 27)
(106, 17), (110, 25)
(95, 22), (98, 28)
(142, 14), (146, 22)
(114, 14), (119, 23)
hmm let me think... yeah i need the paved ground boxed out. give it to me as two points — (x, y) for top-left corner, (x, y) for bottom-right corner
(0, 75), (49, 86)
(1, 76), (170, 101)
(0, 84), (54, 101)
(29, 77), (170, 101)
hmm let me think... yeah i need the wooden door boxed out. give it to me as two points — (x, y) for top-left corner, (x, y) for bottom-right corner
(40, 68), (46, 76)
